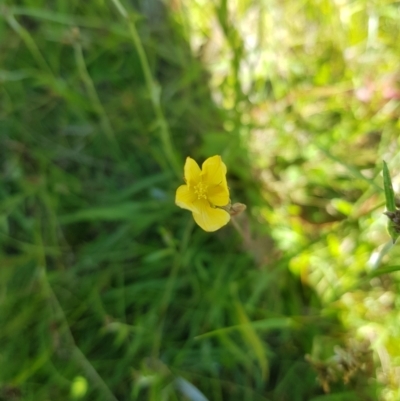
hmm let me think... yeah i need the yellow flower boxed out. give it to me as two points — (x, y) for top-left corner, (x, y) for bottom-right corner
(175, 155), (231, 232)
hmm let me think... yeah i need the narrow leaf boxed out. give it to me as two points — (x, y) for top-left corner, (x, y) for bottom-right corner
(234, 299), (269, 379)
(383, 161), (396, 212)
(370, 265), (400, 277)
(382, 161), (400, 243)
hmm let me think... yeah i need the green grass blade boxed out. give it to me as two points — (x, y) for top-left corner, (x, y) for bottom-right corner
(370, 265), (400, 277)
(383, 161), (396, 212)
(194, 318), (293, 340)
(383, 161), (399, 243)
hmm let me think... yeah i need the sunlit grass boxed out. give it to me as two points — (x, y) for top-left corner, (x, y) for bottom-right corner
(1, 0), (400, 400)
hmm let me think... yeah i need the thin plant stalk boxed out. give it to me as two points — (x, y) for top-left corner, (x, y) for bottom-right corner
(5, 12), (54, 76)
(35, 225), (119, 401)
(110, 0), (181, 176)
(73, 39), (119, 147)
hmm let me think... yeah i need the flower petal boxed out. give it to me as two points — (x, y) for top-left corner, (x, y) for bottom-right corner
(207, 184), (230, 206)
(176, 185), (197, 212)
(192, 199), (230, 232)
(184, 157), (201, 186)
(201, 155), (227, 187)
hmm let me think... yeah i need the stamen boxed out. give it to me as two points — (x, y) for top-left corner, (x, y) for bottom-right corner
(194, 182), (208, 200)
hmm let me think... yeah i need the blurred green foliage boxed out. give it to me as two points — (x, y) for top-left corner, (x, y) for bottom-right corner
(1, 0), (400, 400)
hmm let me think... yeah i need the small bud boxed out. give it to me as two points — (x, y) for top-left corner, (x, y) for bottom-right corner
(229, 203), (247, 216)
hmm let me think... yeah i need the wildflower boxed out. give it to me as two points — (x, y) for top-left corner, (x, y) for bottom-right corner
(175, 155), (231, 232)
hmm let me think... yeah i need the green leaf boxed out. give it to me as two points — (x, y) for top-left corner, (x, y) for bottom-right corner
(383, 161), (400, 243)
(383, 161), (396, 212)
(370, 265), (400, 277)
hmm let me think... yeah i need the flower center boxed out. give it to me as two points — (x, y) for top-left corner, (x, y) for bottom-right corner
(193, 182), (208, 200)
